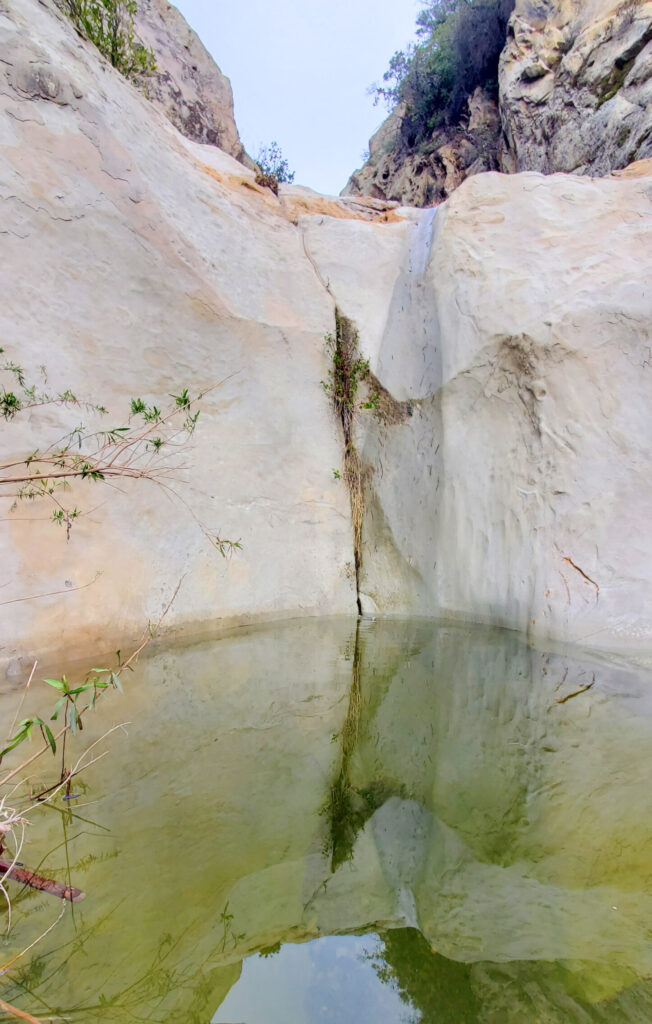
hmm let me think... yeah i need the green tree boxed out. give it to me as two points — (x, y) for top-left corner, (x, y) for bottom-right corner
(254, 141), (295, 194)
(65, 0), (156, 81)
(370, 0), (515, 144)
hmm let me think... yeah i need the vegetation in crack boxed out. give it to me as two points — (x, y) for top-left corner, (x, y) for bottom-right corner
(370, 0), (515, 147)
(62, 0), (156, 82)
(321, 311), (377, 611)
(254, 141), (295, 195)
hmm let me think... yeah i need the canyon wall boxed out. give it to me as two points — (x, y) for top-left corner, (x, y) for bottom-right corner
(344, 0), (652, 206)
(132, 0), (252, 164)
(500, 0), (652, 175)
(1, 0), (651, 660)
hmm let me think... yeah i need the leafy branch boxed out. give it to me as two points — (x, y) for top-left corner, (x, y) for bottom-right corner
(0, 354), (241, 553)
(63, 0), (156, 82)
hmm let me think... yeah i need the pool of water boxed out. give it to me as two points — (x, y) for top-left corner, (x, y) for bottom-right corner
(2, 616), (652, 1022)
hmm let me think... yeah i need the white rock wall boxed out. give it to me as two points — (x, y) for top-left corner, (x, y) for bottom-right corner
(1, 0), (651, 659)
(305, 167), (652, 651)
(0, 0), (360, 660)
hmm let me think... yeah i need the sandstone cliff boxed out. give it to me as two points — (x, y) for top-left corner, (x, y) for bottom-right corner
(344, 87), (501, 206)
(343, 0), (652, 205)
(1, 0), (651, 660)
(131, 0), (252, 164)
(500, 0), (652, 174)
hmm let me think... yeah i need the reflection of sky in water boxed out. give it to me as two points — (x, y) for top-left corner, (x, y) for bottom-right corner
(212, 934), (414, 1024)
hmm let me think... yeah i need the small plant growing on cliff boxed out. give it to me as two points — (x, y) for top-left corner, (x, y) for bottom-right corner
(255, 141), (295, 195)
(64, 0), (156, 82)
(0, 352), (240, 554)
(321, 331), (371, 419)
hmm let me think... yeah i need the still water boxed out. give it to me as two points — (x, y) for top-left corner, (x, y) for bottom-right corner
(2, 616), (652, 1023)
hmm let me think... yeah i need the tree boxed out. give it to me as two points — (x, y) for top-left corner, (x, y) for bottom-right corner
(370, 0), (515, 144)
(64, 0), (156, 81)
(254, 141), (295, 195)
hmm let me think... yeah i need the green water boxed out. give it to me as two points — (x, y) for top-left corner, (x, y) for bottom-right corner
(2, 617), (652, 1022)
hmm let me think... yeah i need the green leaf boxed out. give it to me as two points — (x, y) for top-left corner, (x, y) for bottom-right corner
(111, 672), (123, 693)
(0, 719), (33, 758)
(36, 720), (57, 755)
(44, 677), (66, 691)
(50, 696), (67, 720)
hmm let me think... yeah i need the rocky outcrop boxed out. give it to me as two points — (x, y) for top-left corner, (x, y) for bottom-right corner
(131, 0), (251, 163)
(343, 87), (501, 206)
(500, 0), (652, 174)
(1, 0), (651, 658)
(305, 165), (652, 651)
(344, 0), (652, 205)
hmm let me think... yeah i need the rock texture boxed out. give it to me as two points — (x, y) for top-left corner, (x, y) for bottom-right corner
(0, 0), (651, 658)
(344, 0), (652, 205)
(131, 0), (251, 163)
(305, 165), (652, 652)
(500, 0), (652, 174)
(0, 0), (376, 659)
(343, 87), (501, 206)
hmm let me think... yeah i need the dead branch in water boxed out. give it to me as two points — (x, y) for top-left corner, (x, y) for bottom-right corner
(0, 862), (83, 904)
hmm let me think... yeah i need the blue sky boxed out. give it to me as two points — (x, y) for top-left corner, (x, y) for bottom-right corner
(172, 0), (420, 195)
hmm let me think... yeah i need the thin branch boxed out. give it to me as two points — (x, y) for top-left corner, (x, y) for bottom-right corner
(6, 663), (37, 746)
(0, 901), (66, 980)
(0, 997), (46, 1023)
(0, 575), (101, 609)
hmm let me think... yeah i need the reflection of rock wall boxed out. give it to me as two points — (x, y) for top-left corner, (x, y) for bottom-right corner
(6, 620), (652, 1020)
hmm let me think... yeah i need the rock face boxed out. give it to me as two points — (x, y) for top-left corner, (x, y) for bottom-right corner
(0, 0), (368, 659)
(131, 0), (250, 163)
(500, 0), (652, 174)
(343, 88), (502, 206)
(0, 0), (651, 658)
(344, 0), (652, 205)
(304, 165), (652, 652)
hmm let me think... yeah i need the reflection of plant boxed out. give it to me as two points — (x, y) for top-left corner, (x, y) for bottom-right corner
(368, 927), (479, 1022)
(218, 901), (245, 953)
(259, 940), (281, 958)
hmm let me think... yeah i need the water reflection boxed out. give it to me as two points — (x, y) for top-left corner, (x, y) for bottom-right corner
(2, 617), (652, 1022)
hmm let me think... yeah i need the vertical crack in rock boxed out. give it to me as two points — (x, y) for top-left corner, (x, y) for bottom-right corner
(326, 310), (370, 616)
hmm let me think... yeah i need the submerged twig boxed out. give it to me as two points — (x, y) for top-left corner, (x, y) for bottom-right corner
(0, 997), (45, 1023)
(555, 674), (596, 704)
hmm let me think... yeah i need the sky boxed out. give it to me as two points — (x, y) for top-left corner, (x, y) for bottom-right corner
(172, 0), (420, 195)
